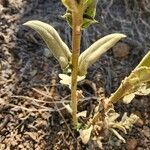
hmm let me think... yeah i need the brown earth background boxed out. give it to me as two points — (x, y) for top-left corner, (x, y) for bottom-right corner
(0, 0), (150, 149)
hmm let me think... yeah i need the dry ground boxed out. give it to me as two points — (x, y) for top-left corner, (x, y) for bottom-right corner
(0, 0), (150, 149)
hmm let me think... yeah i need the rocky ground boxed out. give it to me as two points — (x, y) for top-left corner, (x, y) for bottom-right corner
(0, 0), (150, 149)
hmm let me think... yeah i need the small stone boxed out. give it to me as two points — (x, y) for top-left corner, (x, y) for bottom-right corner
(142, 126), (150, 138)
(134, 111), (142, 118)
(126, 138), (138, 150)
(115, 140), (122, 147)
(43, 48), (52, 58)
(0, 0), (9, 7)
(113, 42), (130, 58)
(136, 147), (144, 150)
(135, 118), (144, 127)
(30, 69), (37, 77)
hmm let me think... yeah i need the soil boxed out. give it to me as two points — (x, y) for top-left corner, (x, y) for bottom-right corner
(0, 0), (150, 149)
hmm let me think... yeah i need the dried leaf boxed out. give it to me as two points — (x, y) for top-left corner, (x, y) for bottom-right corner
(77, 111), (87, 118)
(121, 112), (127, 122)
(121, 114), (139, 130)
(112, 124), (127, 134)
(59, 73), (85, 86)
(25, 132), (38, 142)
(80, 125), (93, 144)
(105, 109), (139, 142)
(135, 84), (150, 95)
(123, 93), (135, 104)
(110, 128), (126, 143)
(59, 74), (72, 85)
(107, 112), (120, 123)
(63, 104), (72, 114)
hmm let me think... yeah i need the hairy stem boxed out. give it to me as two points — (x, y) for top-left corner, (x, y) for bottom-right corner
(71, 9), (83, 126)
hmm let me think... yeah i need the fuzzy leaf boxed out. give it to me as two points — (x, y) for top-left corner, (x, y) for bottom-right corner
(23, 20), (71, 69)
(108, 51), (150, 104)
(78, 33), (126, 76)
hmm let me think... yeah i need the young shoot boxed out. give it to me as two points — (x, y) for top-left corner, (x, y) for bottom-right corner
(23, 0), (150, 146)
(23, 0), (126, 126)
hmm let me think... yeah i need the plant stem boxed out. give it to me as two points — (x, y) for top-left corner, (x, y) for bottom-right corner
(71, 9), (83, 126)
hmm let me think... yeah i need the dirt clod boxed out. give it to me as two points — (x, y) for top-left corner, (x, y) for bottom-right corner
(126, 138), (138, 150)
(113, 42), (130, 58)
(135, 118), (144, 127)
(142, 126), (150, 138)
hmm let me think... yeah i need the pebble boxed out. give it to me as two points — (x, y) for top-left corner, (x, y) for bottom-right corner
(113, 42), (130, 58)
(43, 48), (52, 58)
(126, 138), (138, 150)
(142, 126), (150, 138)
(0, 0), (9, 7)
(136, 147), (144, 150)
(135, 118), (144, 127)
(134, 111), (144, 127)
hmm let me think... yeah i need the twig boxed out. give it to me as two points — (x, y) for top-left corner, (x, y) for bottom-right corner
(44, 86), (79, 144)
(11, 95), (69, 104)
(32, 88), (52, 99)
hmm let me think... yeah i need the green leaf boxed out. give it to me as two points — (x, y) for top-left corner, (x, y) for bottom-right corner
(136, 51), (150, 68)
(78, 33), (126, 76)
(82, 17), (98, 29)
(62, 0), (98, 29)
(62, 12), (72, 27)
(108, 60), (150, 104)
(82, 0), (98, 28)
(23, 20), (71, 69)
(122, 83), (150, 104)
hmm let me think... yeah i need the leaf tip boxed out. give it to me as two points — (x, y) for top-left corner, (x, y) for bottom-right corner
(115, 33), (127, 38)
(23, 21), (32, 26)
(23, 20), (39, 27)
